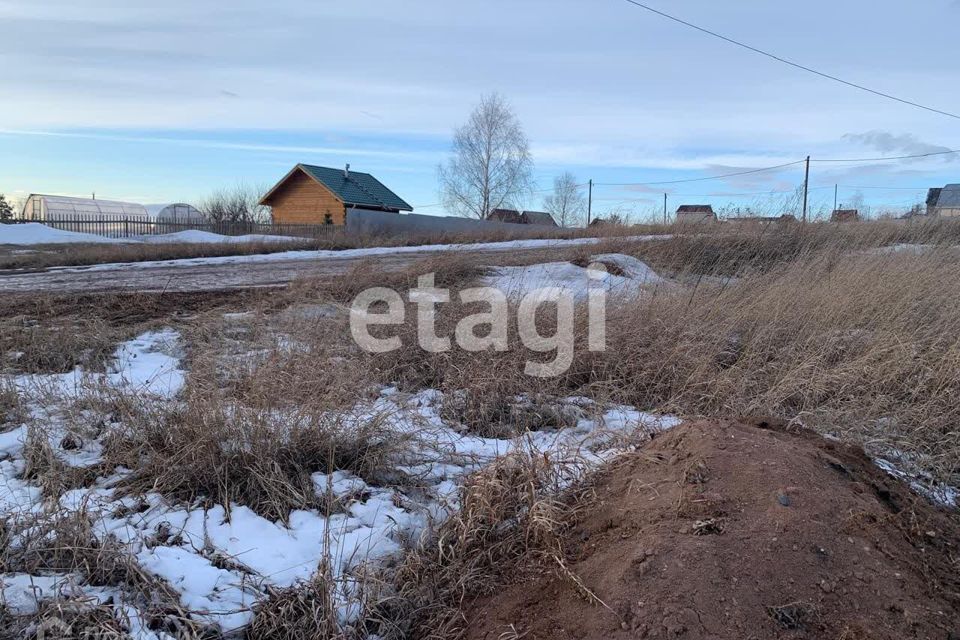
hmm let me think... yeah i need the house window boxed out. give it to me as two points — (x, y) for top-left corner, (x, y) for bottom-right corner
(324, 213), (333, 225)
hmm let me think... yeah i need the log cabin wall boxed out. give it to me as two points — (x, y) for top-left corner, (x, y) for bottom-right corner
(268, 169), (346, 225)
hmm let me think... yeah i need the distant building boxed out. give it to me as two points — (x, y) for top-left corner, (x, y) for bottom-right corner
(928, 184), (960, 218)
(487, 208), (524, 224)
(21, 194), (148, 221)
(486, 209), (558, 226)
(519, 210), (558, 227)
(675, 205), (717, 224)
(830, 209), (860, 223)
(260, 164), (412, 225)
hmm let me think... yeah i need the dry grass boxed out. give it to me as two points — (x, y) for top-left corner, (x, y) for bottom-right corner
(0, 379), (23, 427)
(386, 447), (595, 639)
(0, 316), (124, 375)
(5, 219), (960, 638)
(0, 508), (200, 638)
(359, 226), (960, 485)
(101, 383), (408, 522)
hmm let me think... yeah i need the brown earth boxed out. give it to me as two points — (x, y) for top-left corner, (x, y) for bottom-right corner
(464, 419), (960, 640)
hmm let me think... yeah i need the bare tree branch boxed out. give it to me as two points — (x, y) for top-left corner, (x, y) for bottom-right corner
(199, 183), (271, 223)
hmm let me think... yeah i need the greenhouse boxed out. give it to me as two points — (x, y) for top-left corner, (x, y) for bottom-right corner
(21, 194), (148, 220)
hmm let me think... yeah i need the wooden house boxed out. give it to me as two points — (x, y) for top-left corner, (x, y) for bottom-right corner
(260, 164), (412, 225)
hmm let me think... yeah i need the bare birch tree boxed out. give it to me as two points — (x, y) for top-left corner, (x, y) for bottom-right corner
(439, 93), (533, 219)
(542, 172), (586, 227)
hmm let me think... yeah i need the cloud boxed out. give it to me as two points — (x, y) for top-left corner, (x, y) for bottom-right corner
(842, 131), (956, 161)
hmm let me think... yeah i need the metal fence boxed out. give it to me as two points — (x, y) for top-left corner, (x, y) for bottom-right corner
(4, 216), (339, 239)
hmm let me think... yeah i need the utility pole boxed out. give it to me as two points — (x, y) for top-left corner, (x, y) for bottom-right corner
(834, 184), (838, 212)
(663, 193), (668, 224)
(802, 155), (810, 223)
(587, 179), (593, 226)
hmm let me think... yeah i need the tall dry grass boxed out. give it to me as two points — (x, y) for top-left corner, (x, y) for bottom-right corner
(5, 221), (960, 638)
(365, 235), (960, 486)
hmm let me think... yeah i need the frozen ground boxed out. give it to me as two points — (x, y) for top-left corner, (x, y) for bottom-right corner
(0, 235), (670, 294)
(0, 329), (680, 635)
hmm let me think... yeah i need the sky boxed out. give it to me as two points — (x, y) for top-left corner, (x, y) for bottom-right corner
(1, 0), (959, 220)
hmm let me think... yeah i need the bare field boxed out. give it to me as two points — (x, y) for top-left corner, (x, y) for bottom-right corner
(1, 223), (959, 639)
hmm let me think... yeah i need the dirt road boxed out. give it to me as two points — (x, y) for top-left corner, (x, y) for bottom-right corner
(0, 239), (633, 294)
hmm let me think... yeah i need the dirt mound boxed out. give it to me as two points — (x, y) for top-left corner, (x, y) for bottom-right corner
(464, 419), (960, 639)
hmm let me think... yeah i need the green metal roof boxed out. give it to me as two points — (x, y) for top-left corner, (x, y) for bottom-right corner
(300, 164), (412, 211)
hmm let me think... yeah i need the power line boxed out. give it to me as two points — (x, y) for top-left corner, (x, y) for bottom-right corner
(827, 185), (930, 191)
(618, 0), (960, 121)
(412, 181), (592, 210)
(812, 149), (960, 162)
(593, 160), (805, 187)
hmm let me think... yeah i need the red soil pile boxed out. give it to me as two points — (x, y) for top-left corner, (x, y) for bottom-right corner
(464, 419), (960, 639)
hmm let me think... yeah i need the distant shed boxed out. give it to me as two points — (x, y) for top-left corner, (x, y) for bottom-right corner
(933, 184), (960, 218)
(675, 205), (717, 224)
(487, 208), (524, 224)
(22, 194), (147, 221)
(520, 211), (558, 227)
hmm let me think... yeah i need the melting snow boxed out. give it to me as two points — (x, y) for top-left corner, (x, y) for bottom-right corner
(1, 356), (679, 634)
(0, 223), (305, 247)
(49, 235), (669, 273)
(484, 254), (665, 299)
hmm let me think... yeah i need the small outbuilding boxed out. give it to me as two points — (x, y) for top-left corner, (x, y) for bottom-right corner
(519, 211), (558, 227)
(260, 164), (413, 225)
(929, 184), (960, 218)
(675, 205), (717, 224)
(830, 209), (860, 223)
(21, 194), (148, 221)
(487, 208), (524, 224)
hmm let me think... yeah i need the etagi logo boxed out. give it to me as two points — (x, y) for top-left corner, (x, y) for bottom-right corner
(349, 263), (609, 377)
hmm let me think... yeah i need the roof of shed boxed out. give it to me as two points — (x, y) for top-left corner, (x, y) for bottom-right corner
(936, 184), (960, 208)
(261, 164), (413, 211)
(676, 205), (715, 214)
(521, 211), (558, 226)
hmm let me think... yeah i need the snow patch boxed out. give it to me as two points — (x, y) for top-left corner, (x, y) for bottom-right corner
(0, 223), (130, 246)
(484, 254), (665, 299)
(136, 230), (303, 244)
